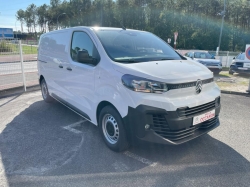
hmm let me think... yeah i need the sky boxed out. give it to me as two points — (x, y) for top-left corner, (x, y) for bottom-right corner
(0, 0), (50, 32)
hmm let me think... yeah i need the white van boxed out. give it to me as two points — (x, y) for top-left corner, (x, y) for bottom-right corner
(38, 27), (221, 152)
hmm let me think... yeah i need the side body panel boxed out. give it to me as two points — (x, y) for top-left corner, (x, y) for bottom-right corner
(38, 30), (71, 100)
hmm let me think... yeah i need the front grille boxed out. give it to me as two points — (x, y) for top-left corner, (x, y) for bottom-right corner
(177, 100), (216, 117)
(152, 114), (170, 131)
(152, 115), (218, 142)
(236, 62), (243, 67)
(167, 78), (213, 90)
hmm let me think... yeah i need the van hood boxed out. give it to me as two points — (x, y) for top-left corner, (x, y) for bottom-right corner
(113, 60), (213, 83)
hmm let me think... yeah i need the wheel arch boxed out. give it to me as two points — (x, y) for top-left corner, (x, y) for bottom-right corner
(96, 101), (118, 126)
(39, 75), (45, 85)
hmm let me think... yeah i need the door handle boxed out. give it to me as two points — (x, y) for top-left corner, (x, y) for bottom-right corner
(67, 67), (72, 71)
(59, 65), (63, 68)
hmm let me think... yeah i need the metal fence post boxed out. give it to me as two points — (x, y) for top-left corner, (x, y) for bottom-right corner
(225, 51), (229, 67)
(247, 79), (250, 93)
(19, 40), (26, 91)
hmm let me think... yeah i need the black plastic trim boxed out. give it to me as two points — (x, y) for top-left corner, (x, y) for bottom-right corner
(51, 93), (91, 120)
(123, 101), (221, 145)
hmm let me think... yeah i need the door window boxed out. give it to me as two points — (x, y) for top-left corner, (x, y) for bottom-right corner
(71, 31), (100, 65)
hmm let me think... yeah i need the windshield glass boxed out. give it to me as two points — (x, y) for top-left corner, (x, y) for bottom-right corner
(94, 29), (182, 63)
(194, 52), (212, 59)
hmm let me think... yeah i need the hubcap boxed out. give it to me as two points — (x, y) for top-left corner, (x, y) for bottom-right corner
(42, 82), (47, 99)
(102, 114), (119, 144)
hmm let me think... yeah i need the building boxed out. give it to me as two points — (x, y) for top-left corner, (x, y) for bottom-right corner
(0, 28), (14, 38)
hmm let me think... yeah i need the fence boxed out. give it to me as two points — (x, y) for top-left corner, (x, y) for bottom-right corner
(0, 39), (38, 92)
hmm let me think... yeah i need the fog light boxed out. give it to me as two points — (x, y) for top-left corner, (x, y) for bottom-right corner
(145, 124), (150, 130)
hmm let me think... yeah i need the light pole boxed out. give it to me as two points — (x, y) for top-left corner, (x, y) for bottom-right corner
(217, 0), (226, 53)
(57, 13), (66, 30)
(15, 20), (18, 39)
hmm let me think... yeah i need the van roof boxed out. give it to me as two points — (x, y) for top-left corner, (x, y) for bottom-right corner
(41, 26), (144, 35)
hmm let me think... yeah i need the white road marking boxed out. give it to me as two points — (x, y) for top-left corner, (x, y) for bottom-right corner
(124, 151), (157, 167)
(112, 161), (130, 172)
(62, 120), (86, 134)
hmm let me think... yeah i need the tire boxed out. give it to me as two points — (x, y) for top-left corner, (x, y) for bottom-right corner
(99, 106), (129, 152)
(40, 79), (54, 103)
(229, 69), (234, 75)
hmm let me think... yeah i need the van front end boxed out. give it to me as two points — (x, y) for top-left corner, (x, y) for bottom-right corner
(121, 74), (221, 145)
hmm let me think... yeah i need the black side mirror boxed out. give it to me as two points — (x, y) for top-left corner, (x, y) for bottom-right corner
(233, 57), (235, 60)
(77, 50), (95, 65)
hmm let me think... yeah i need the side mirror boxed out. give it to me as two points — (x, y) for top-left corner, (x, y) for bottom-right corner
(211, 55), (215, 59)
(233, 57), (235, 60)
(77, 50), (95, 65)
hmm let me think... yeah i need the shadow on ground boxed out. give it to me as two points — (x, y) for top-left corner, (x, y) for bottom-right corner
(0, 98), (249, 186)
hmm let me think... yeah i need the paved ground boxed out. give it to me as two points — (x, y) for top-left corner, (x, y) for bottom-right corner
(0, 61), (38, 90)
(0, 91), (249, 187)
(0, 54), (37, 63)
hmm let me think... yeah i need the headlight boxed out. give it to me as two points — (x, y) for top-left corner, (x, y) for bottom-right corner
(121, 74), (168, 93)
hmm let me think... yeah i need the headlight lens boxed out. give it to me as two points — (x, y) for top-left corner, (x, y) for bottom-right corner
(121, 74), (168, 93)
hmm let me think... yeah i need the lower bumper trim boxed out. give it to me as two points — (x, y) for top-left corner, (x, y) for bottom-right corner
(139, 119), (220, 145)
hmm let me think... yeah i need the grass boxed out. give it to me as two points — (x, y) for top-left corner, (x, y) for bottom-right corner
(0, 43), (38, 55)
(21, 45), (38, 54)
(216, 71), (250, 91)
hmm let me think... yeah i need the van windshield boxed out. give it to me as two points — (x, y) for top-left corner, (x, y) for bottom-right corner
(94, 29), (182, 63)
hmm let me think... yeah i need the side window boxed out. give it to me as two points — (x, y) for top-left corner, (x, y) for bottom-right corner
(71, 31), (100, 65)
(236, 54), (242, 60)
(240, 53), (245, 60)
(190, 52), (194, 58)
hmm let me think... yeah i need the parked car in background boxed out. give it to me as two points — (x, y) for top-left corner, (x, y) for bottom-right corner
(184, 51), (222, 75)
(229, 52), (250, 75)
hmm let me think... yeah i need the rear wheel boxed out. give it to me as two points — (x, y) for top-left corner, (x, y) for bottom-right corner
(40, 79), (54, 103)
(99, 106), (129, 152)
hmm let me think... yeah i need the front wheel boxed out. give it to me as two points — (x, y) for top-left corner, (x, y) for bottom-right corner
(229, 69), (234, 75)
(99, 106), (129, 152)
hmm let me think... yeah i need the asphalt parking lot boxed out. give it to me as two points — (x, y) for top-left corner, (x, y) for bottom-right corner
(0, 91), (249, 187)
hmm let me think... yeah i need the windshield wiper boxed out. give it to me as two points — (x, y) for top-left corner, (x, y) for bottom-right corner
(153, 58), (176, 61)
(115, 59), (141, 63)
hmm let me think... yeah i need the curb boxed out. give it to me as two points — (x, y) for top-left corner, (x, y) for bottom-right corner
(0, 60), (37, 64)
(0, 85), (40, 99)
(221, 90), (250, 96)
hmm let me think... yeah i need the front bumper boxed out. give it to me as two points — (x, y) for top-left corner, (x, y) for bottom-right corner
(207, 67), (222, 73)
(230, 66), (250, 74)
(123, 97), (221, 145)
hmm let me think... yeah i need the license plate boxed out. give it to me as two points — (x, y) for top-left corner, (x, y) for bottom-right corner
(193, 109), (215, 126)
(238, 67), (248, 70)
(243, 63), (250, 68)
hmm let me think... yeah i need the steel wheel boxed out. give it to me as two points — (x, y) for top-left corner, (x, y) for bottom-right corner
(40, 79), (54, 103)
(102, 114), (119, 144)
(41, 81), (48, 100)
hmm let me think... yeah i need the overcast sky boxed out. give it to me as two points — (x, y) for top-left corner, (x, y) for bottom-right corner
(0, 0), (50, 32)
